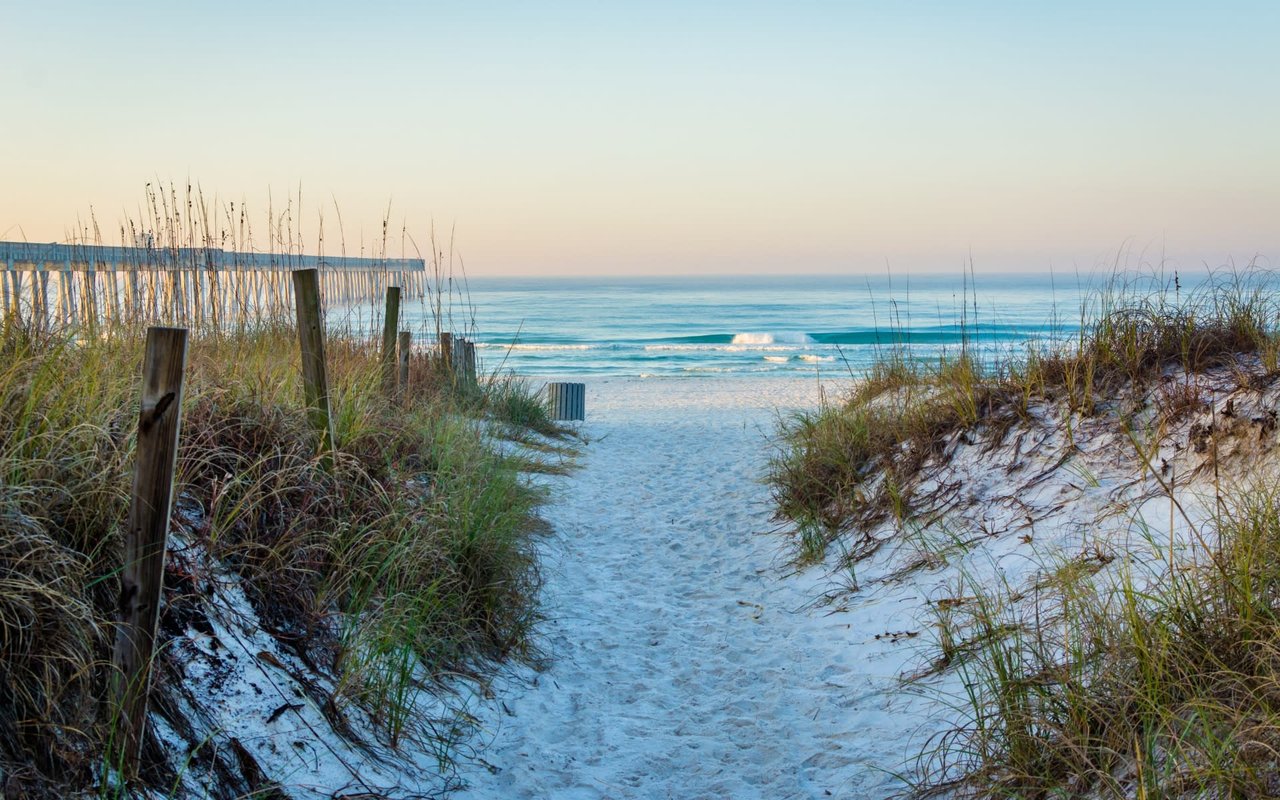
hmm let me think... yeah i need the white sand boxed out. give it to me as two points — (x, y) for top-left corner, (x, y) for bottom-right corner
(150, 526), (459, 798)
(150, 366), (1260, 797)
(455, 367), (1259, 798)
(453, 376), (941, 798)
(151, 372), (934, 800)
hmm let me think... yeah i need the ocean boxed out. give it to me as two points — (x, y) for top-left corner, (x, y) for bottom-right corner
(406, 272), (1121, 378)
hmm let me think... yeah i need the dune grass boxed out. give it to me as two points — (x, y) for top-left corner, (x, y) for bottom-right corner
(770, 270), (1280, 562)
(911, 483), (1280, 799)
(483, 376), (572, 440)
(0, 313), (554, 796)
(769, 268), (1280, 797)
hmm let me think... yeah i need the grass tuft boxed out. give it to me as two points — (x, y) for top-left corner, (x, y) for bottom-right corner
(770, 270), (1280, 557)
(914, 485), (1280, 798)
(483, 377), (571, 440)
(0, 313), (553, 796)
(771, 267), (1280, 797)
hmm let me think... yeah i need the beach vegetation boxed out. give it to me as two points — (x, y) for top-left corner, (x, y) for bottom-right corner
(482, 375), (572, 440)
(770, 269), (1280, 558)
(912, 485), (1280, 799)
(769, 267), (1280, 797)
(0, 312), (551, 796)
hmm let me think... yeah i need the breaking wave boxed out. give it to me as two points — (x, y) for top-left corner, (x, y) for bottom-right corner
(730, 332), (815, 345)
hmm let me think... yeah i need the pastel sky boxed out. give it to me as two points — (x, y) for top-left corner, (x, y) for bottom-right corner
(3, 1), (1277, 276)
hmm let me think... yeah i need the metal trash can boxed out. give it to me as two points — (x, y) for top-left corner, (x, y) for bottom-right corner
(547, 382), (585, 421)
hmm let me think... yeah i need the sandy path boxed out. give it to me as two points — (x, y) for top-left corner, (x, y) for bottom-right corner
(453, 377), (933, 799)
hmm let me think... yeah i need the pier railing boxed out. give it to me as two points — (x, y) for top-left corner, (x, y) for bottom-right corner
(0, 241), (427, 329)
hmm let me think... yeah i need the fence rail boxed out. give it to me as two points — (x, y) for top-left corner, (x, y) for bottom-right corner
(0, 241), (428, 329)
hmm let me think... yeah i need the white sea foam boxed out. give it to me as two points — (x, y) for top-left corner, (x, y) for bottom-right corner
(797, 354), (835, 362)
(731, 332), (815, 345)
(644, 344), (799, 353)
(763, 355), (790, 363)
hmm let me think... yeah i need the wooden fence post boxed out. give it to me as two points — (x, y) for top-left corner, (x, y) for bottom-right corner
(450, 336), (467, 384)
(111, 325), (189, 779)
(292, 269), (336, 458)
(381, 286), (401, 397)
(12, 270), (24, 325)
(439, 332), (453, 378)
(36, 269), (49, 330)
(398, 330), (411, 398)
(464, 339), (477, 387)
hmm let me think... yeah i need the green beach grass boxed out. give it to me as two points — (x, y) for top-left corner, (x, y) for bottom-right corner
(769, 269), (1280, 797)
(0, 310), (562, 796)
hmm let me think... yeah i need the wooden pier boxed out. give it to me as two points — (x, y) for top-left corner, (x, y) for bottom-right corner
(0, 241), (427, 329)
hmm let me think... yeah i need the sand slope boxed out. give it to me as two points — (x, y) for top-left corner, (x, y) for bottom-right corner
(457, 353), (1280, 799)
(454, 377), (937, 799)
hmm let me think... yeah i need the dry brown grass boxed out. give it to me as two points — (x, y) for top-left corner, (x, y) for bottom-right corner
(0, 313), (552, 796)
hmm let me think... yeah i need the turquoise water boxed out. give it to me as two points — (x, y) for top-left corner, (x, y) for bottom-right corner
(408, 273), (1096, 378)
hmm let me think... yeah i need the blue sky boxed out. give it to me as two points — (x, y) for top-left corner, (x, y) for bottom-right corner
(3, 1), (1277, 275)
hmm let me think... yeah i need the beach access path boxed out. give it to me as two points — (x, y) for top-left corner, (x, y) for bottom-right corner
(454, 377), (941, 799)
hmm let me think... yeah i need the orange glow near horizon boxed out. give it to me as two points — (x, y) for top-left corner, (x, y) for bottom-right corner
(3, 2), (1277, 277)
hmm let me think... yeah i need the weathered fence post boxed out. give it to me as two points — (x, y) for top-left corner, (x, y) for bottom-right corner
(36, 268), (49, 330)
(127, 269), (141, 322)
(439, 332), (454, 378)
(63, 259), (77, 326)
(106, 269), (121, 326)
(84, 264), (99, 335)
(398, 330), (411, 398)
(12, 270), (23, 324)
(12, 270), (24, 325)
(449, 336), (473, 388)
(111, 325), (189, 779)
(292, 269), (336, 458)
(57, 270), (70, 326)
(548, 382), (586, 421)
(381, 286), (401, 396)
(464, 339), (477, 387)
